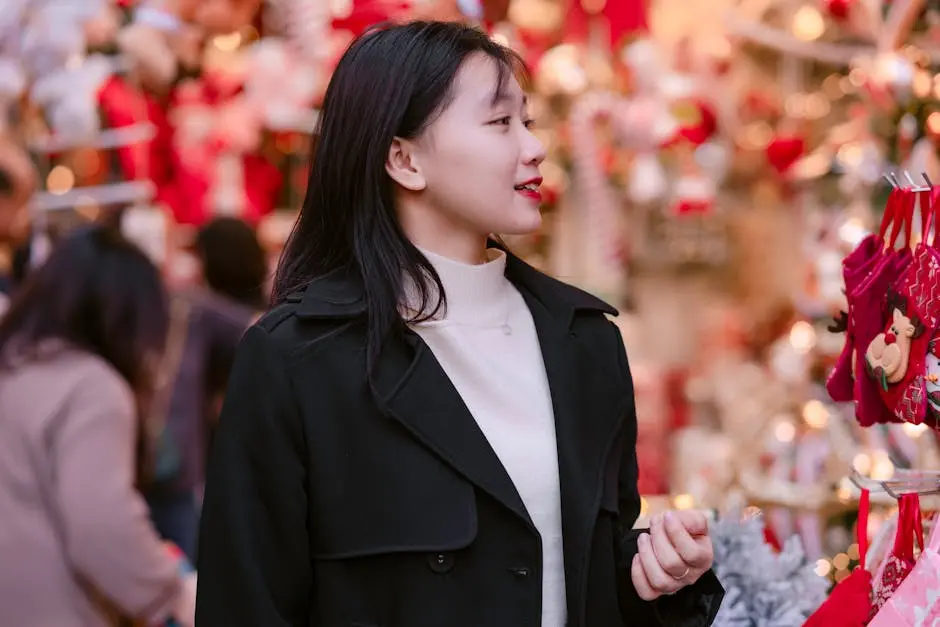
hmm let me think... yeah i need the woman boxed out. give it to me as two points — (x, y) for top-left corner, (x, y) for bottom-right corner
(0, 225), (195, 627)
(197, 21), (723, 627)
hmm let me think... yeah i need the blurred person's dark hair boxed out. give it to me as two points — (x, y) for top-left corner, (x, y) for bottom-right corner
(194, 217), (267, 310)
(0, 224), (169, 400)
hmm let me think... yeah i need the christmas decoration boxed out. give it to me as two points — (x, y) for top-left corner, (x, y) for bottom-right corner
(709, 512), (828, 626)
(825, 0), (854, 22)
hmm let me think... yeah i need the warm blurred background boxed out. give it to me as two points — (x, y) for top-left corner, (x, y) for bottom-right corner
(4, 0), (940, 624)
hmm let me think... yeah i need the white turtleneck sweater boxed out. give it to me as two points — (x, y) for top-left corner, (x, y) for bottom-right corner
(408, 248), (566, 627)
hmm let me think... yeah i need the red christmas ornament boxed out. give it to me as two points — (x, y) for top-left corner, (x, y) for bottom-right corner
(765, 135), (805, 175)
(825, 0), (853, 20)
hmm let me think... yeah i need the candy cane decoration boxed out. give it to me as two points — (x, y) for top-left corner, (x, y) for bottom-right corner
(569, 90), (674, 265)
(568, 91), (628, 267)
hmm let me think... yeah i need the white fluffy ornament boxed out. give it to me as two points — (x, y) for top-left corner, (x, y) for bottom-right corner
(628, 152), (667, 204)
(30, 54), (112, 143)
(244, 38), (319, 131)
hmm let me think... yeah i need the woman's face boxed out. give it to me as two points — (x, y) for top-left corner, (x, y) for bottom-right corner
(394, 53), (547, 246)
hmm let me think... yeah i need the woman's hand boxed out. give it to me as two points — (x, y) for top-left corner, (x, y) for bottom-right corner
(631, 510), (714, 601)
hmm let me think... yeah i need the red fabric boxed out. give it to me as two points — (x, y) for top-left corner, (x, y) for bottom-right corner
(763, 525), (782, 553)
(96, 75), (161, 182)
(870, 493), (924, 616)
(868, 190), (940, 425)
(826, 189), (911, 418)
(803, 490), (873, 627)
(765, 135), (806, 175)
(159, 154), (281, 227)
(157, 79), (282, 227)
(332, 0), (408, 35)
(564, 0), (648, 49)
(851, 189), (915, 425)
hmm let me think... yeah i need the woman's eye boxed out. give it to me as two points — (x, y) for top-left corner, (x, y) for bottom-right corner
(491, 116), (512, 126)
(524, 118), (536, 129)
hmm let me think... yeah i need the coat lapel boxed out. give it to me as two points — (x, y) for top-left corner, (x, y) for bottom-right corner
(515, 285), (630, 627)
(375, 332), (534, 528)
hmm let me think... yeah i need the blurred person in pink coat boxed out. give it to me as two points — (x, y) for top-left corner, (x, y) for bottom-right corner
(0, 225), (195, 627)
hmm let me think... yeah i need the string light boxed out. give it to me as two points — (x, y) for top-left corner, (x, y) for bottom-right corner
(46, 166), (75, 195)
(792, 6), (825, 42)
(673, 494), (695, 510)
(802, 400), (829, 429)
(853, 453), (872, 475)
(871, 450), (894, 480)
(927, 113), (940, 138)
(774, 421), (796, 443)
(914, 71), (933, 98)
(902, 422), (929, 438)
(789, 321), (817, 354)
(814, 558), (832, 577)
(640, 496), (650, 516)
(213, 32), (242, 52)
(847, 543), (860, 560)
(832, 553), (850, 570)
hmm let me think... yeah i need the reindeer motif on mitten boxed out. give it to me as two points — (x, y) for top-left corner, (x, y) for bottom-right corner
(868, 246), (940, 425)
(866, 305), (924, 390)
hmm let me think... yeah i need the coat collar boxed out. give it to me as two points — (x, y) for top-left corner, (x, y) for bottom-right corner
(286, 244), (618, 327)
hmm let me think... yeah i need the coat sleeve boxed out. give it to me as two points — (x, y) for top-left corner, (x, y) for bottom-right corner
(54, 370), (182, 623)
(196, 324), (313, 627)
(610, 324), (725, 627)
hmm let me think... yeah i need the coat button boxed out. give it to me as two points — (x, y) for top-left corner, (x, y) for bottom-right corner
(509, 566), (531, 578)
(428, 553), (455, 574)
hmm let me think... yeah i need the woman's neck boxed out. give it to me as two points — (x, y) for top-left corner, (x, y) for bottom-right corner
(397, 198), (489, 265)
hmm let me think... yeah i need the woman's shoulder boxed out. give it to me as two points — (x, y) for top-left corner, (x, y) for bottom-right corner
(15, 345), (133, 406)
(0, 346), (135, 434)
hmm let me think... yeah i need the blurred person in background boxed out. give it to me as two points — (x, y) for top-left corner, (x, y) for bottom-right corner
(143, 216), (264, 563)
(0, 225), (195, 627)
(0, 134), (36, 313)
(197, 21), (721, 627)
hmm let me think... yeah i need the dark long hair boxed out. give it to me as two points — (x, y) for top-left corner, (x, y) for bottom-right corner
(0, 224), (169, 397)
(273, 21), (523, 377)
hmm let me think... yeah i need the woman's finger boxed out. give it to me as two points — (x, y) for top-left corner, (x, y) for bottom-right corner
(650, 514), (689, 579)
(631, 553), (659, 601)
(663, 512), (706, 569)
(638, 533), (680, 595)
(676, 509), (709, 536)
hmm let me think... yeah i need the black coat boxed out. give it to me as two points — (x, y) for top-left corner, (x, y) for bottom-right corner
(195, 250), (724, 627)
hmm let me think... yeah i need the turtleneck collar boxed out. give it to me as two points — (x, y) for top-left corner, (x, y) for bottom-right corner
(405, 246), (512, 326)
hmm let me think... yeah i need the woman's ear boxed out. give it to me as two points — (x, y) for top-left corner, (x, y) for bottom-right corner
(386, 137), (426, 192)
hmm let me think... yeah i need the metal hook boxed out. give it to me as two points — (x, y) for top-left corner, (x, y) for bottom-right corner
(885, 173), (899, 188)
(924, 172), (934, 188)
(905, 171), (918, 188)
(880, 480), (902, 499)
(890, 172), (903, 188)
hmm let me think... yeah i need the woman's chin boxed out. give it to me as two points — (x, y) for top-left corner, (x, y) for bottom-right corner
(497, 208), (543, 236)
